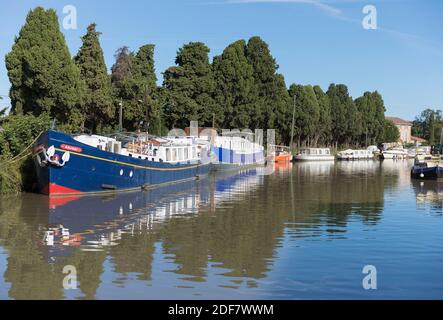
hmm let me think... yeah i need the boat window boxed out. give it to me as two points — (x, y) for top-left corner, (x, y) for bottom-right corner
(311, 149), (318, 155)
(326, 150), (330, 155)
(184, 148), (189, 160)
(192, 147), (196, 159)
(172, 148), (177, 161)
(178, 148), (184, 161)
(166, 148), (171, 161)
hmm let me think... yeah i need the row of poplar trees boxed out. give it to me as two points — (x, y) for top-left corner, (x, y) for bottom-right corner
(5, 7), (393, 147)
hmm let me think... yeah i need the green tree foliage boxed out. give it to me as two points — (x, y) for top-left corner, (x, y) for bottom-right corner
(111, 45), (161, 133)
(74, 23), (114, 133)
(313, 85), (332, 146)
(0, 96), (6, 118)
(354, 91), (386, 145)
(3, 9), (398, 152)
(412, 109), (443, 144)
(272, 74), (291, 144)
(246, 36), (290, 141)
(0, 113), (50, 194)
(288, 84), (320, 147)
(5, 7), (82, 125)
(327, 84), (361, 146)
(382, 119), (400, 143)
(213, 40), (258, 129)
(163, 42), (216, 128)
(111, 46), (132, 85)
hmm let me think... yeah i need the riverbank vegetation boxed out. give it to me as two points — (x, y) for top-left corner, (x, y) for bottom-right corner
(412, 109), (443, 145)
(0, 6), (438, 194)
(0, 113), (50, 194)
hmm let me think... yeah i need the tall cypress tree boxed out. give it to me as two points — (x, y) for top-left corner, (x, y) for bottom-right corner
(327, 84), (359, 146)
(74, 23), (113, 132)
(288, 84), (320, 147)
(372, 91), (386, 144)
(355, 91), (386, 145)
(111, 46), (132, 85)
(5, 7), (82, 124)
(163, 42), (216, 128)
(272, 74), (291, 144)
(111, 45), (160, 132)
(246, 36), (289, 134)
(134, 45), (161, 134)
(313, 85), (332, 146)
(213, 40), (258, 129)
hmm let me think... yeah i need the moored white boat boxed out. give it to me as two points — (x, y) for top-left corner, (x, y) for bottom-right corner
(411, 153), (443, 180)
(207, 133), (265, 170)
(294, 148), (335, 161)
(382, 147), (409, 160)
(337, 148), (375, 160)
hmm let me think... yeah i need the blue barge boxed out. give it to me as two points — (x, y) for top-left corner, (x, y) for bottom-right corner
(33, 130), (211, 196)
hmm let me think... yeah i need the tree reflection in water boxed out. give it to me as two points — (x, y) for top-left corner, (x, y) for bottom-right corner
(0, 161), (413, 299)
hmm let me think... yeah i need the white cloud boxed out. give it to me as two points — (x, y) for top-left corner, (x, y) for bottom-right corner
(225, 0), (342, 16)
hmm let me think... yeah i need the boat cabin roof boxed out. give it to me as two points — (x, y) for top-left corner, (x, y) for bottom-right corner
(300, 148), (330, 152)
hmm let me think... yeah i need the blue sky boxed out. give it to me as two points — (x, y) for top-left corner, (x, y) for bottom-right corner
(0, 0), (442, 120)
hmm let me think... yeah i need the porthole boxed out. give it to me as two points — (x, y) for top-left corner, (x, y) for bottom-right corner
(129, 171), (133, 178)
(120, 169), (124, 176)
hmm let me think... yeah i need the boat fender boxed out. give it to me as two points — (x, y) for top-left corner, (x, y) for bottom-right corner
(142, 184), (150, 191)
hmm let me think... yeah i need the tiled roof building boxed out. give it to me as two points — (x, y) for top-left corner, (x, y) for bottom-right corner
(386, 116), (412, 143)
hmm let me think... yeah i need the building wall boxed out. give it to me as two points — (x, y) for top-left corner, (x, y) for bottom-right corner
(397, 124), (412, 143)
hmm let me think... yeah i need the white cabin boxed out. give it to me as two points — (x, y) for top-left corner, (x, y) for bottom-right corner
(294, 148), (335, 161)
(213, 136), (263, 154)
(74, 134), (205, 164)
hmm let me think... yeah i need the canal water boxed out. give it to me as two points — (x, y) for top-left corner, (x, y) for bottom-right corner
(0, 160), (442, 299)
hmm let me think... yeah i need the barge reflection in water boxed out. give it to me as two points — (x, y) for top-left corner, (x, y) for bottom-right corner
(1, 161), (443, 299)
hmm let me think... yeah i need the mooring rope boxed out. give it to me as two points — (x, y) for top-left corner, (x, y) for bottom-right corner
(0, 131), (43, 169)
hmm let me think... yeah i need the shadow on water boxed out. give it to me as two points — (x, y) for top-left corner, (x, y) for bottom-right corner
(0, 160), (438, 299)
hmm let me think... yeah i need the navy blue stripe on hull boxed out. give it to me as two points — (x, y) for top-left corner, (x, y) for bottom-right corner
(34, 130), (210, 195)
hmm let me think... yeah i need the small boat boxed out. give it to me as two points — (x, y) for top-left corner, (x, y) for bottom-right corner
(33, 130), (211, 196)
(208, 133), (265, 170)
(382, 147), (409, 160)
(270, 145), (293, 163)
(411, 153), (443, 180)
(294, 148), (335, 161)
(337, 148), (374, 160)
